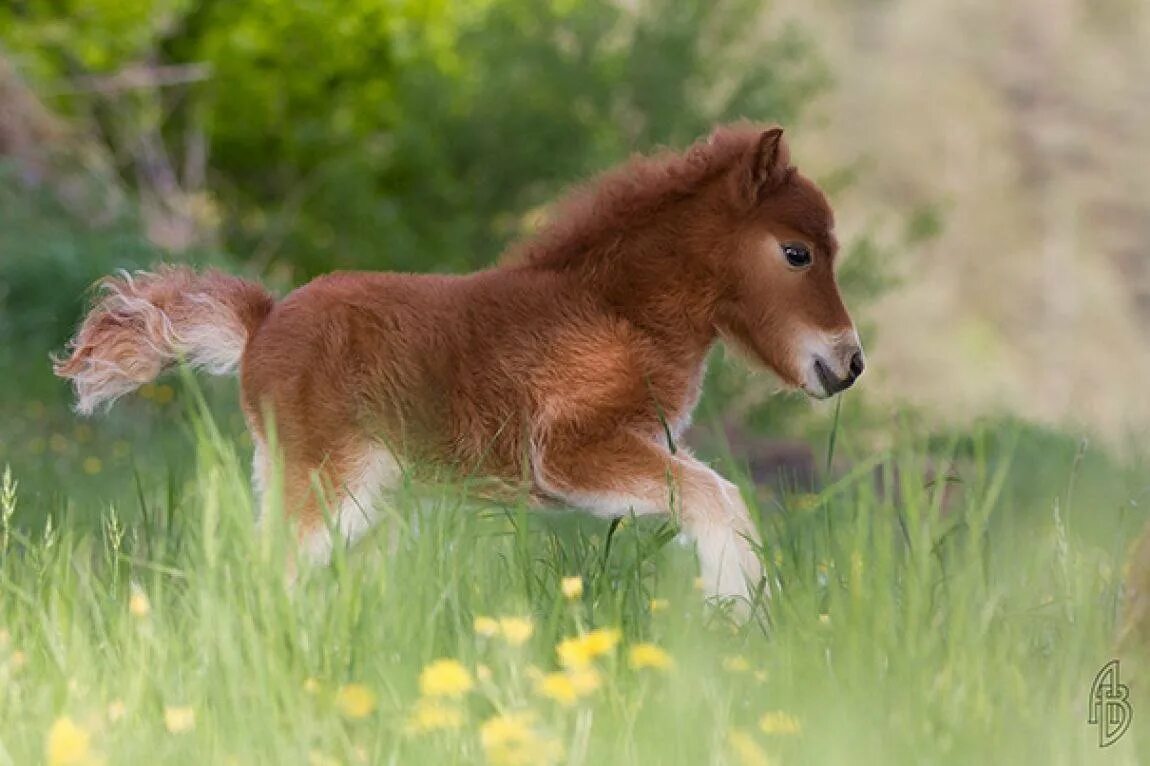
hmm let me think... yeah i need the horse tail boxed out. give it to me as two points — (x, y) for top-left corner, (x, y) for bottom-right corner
(53, 265), (275, 415)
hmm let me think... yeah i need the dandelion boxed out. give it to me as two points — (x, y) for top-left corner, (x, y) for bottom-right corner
(45, 717), (93, 766)
(498, 617), (534, 646)
(759, 711), (801, 736)
(567, 666), (601, 696)
(728, 728), (773, 766)
(474, 616), (500, 637)
(628, 642), (673, 670)
(556, 628), (620, 668)
(722, 655), (750, 673)
(303, 677), (321, 694)
(480, 711), (563, 766)
(153, 385), (175, 405)
(535, 672), (578, 706)
(128, 587), (150, 618)
(560, 576), (583, 599)
(480, 711), (534, 748)
(405, 698), (464, 733)
(82, 457), (103, 476)
(649, 598), (669, 613)
(419, 659), (474, 698)
(335, 684), (377, 719)
(164, 706), (196, 733)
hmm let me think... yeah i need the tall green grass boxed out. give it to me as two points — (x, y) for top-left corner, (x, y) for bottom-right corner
(0, 398), (1146, 765)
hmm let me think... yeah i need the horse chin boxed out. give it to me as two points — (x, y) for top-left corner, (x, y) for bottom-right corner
(800, 382), (832, 400)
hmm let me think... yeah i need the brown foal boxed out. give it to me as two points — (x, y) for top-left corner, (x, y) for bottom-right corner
(54, 123), (863, 605)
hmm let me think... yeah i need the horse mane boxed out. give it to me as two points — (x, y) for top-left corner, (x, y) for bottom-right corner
(507, 123), (767, 270)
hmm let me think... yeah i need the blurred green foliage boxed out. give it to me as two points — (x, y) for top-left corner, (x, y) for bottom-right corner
(1, 0), (825, 278)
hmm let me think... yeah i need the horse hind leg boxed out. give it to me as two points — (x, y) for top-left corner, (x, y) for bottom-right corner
(300, 441), (403, 564)
(254, 440), (401, 568)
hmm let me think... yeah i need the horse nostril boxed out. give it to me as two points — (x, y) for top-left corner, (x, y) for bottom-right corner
(848, 351), (865, 380)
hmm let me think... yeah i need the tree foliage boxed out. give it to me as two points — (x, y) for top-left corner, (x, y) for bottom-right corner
(1, 0), (824, 277)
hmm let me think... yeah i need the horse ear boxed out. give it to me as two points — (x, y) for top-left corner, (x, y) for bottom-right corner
(746, 127), (792, 200)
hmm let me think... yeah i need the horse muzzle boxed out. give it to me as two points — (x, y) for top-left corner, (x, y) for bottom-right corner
(803, 334), (865, 399)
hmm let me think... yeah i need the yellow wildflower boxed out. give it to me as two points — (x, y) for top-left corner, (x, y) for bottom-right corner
(153, 385), (175, 404)
(335, 684), (377, 719)
(474, 616), (500, 637)
(480, 711), (534, 748)
(556, 627), (620, 668)
(722, 655), (750, 673)
(82, 457), (102, 476)
(128, 587), (150, 618)
(303, 677), (321, 694)
(535, 672), (578, 706)
(649, 598), (669, 613)
(405, 698), (464, 733)
(566, 666), (600, 696)
(560, 577), (583, 599)
(498, 617), (534, 646)
(419, 659), (474, 698)
(728, 727), (773, 766)
(628, 642), (673, 670)
(45, 717), (93, 766)
(164, 706), (196, 733)
(759, 711), (801, 736)
(480, 712), (563, 766)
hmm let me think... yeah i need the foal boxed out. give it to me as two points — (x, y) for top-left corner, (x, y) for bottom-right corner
(54, 124), (864, 604)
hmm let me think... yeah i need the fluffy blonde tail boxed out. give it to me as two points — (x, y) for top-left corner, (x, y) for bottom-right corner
(53, 265), (275, 415)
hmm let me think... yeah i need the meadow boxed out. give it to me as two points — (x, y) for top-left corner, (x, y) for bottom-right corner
(2, 1), (1149, 762)
(0, 371), (1146, 765)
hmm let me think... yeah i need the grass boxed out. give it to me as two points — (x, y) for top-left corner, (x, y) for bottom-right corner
(0, 382), (1148, 765)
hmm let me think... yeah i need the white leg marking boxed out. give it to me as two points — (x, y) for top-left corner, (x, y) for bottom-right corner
(533, 443), (764, 603)
(680, 471), (764, 602)
(300, 443), (402, 565)
(251, 434), (270, 522)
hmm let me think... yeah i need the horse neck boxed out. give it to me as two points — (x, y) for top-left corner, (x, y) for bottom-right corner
(583, 219), (721, 363)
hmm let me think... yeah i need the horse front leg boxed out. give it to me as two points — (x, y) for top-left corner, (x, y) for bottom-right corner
(532, 428), (765, 605)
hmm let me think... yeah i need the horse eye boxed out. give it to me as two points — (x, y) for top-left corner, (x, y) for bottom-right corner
(782, 243), (813, 269)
